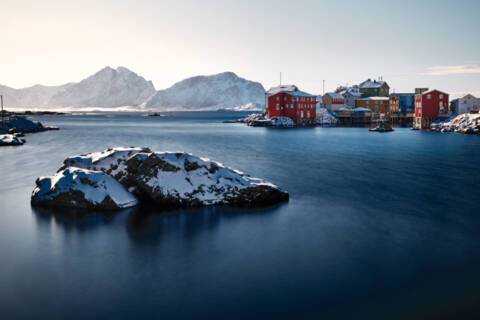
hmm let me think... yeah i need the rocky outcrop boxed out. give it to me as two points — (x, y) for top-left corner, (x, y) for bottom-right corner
(432, 113), (480, 134)
(64, 147), (288, 207)
(0, 134), (25, 146)
(31, 167), (138, 210)
(31, 147), (289, 210)
(0, 116), (45, 134)
(239, 114), (296, 128)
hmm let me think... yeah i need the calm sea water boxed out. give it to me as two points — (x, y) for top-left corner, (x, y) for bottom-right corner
(1, 112), (480, 319)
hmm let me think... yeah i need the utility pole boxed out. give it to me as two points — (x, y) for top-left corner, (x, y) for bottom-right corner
(1, 95), (4, 130)
(279, 72), (282, 86)
(322, 80), (325, 95)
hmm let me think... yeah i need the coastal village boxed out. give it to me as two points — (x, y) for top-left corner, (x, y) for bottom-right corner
(248, 78), (480, 133)
(2, 74), (480, 147)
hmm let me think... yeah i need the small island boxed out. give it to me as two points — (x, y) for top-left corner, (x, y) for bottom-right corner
(0, 110), (60, 147)
(31, 147), (289, 210)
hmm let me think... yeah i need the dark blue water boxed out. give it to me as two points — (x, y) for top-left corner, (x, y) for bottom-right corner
(1, 112), (480, 319)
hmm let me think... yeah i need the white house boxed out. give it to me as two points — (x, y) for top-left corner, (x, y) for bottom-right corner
(336, 85), (362, 107)
(451, 94), (480, 114)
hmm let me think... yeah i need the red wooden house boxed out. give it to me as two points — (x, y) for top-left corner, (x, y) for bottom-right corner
(414, 89), (449, 129)
(266, 85), (316, 124)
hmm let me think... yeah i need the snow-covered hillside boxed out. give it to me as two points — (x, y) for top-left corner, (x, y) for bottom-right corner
(0, 83), (72, 109)
(1, 69), (265, 111)
(0, 67), (155, 109)
(49, 67), (155, 108)
(146, 72), (265, 111)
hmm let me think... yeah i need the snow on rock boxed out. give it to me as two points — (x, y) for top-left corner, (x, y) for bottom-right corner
(57, 147), (289, 208)
(242, 113), (265, 124)
(270, 117), (295, 127)
(316, 107), (338, 126)
(31, 167), (138, 210)
(0, 134), (25, 146)
(123, 151), (288, 207)
(63, 147), (152, 180)
(432, 113), (480, 134)
(241, 114), (295, 127)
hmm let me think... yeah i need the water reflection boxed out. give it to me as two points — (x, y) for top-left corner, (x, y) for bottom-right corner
(32, 203), (285, 244)
(32, 206), (123, 232)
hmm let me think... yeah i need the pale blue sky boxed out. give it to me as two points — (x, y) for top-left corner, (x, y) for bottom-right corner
(3, 0), (480, 97)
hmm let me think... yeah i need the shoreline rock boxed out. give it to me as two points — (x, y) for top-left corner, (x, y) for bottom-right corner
(32, 147), (289, 210)
(0, 134), (26, 146)
(31, 167), (138, 210)
(432, 113), (480, 134)
(229, 113), (328, 128)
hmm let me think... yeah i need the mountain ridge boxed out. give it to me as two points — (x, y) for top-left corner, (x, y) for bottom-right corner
(0, 67), (266, 111)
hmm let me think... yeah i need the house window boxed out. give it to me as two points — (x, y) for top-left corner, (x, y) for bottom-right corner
(439, 94), (443, 99)
(427, 94), (431, 99)
(276, 96), (279, 101)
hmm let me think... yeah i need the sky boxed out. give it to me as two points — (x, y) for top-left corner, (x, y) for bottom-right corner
(2, 0), (480, 97)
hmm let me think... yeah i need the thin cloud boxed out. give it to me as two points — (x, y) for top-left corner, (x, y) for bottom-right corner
(425, 64), (480, 76)
(449, 90), (480, 99)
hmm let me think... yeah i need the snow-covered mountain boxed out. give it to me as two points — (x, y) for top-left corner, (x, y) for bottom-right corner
(0, 68), (265, 111)
(0, 83), (72, 109)
(0, 67), (155, 109)
(49, 67), (155, 108)
(145, 72), (266, 110)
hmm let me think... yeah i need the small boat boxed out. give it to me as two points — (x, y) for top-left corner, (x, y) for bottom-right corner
(369, 120), (394, 132)
(147, 112), (162, 117)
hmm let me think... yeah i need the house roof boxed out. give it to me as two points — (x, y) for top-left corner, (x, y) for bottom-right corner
(359, 79), (389, 89)
(267, 85), (314, 97)
(419, 89), (449, 96)
(324, 92), (344, 100)
(461, 94), (478, 99)
(336, 85), (362, 97)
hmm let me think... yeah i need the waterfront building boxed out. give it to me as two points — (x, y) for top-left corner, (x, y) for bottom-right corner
(322, 92), (348, 112)
(266, 85), (316, 124)
(414, 89), (450, 129)
(450, 94), (480, 114)
(390, 93), (415, 114)
(335, 85), (362, 107)
(389, 95), (400, 113)
(359, 79), (390, 97)
(355, 97), (390, 114)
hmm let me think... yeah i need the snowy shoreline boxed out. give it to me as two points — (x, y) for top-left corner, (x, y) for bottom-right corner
(432, 113), (480, 134)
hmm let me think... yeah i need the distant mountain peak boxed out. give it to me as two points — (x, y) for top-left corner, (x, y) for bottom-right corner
(0, 68), (264, 111)
(146, 71), (265, 110)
